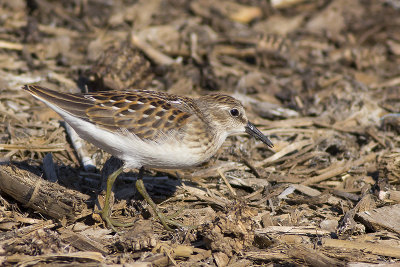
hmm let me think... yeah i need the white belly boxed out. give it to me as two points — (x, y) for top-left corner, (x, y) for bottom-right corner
(69, 117), (215, 169)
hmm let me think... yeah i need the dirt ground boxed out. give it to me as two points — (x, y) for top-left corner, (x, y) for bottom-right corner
(0, 0), (400, 266)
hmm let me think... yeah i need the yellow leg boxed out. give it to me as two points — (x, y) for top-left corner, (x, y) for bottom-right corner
(100, 166), (135, 231)
(135, 167), (189, 231)
(100, 166), (190, 232)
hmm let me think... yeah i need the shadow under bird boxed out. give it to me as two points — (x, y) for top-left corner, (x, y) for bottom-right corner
(23, 85), (273, 231)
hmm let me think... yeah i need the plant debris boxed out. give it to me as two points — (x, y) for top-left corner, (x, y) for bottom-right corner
(0, 0), (400, 265)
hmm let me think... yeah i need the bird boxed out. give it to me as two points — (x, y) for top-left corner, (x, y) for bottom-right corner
(23, 84), (274, 231)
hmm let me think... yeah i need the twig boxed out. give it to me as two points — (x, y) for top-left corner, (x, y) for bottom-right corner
(301, 153), (376, 185)
(64, 123), (96, 171)
(131, 34), (176, 66)
(217, 169), (237, 197)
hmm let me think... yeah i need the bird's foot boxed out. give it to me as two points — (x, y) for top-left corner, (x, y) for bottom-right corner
(152, 208), (191, 231)
(99, 206), (135, 232)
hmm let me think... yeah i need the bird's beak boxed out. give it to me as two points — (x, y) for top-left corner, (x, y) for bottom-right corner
(245, 121), (274, 148)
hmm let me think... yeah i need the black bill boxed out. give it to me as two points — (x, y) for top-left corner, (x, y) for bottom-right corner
(245, 121), (274, 148)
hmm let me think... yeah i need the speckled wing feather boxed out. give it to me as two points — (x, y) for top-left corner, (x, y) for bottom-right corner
(24, 85), (193, 140)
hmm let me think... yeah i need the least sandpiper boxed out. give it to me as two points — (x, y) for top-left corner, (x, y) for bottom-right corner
(23, 85), (273, 231)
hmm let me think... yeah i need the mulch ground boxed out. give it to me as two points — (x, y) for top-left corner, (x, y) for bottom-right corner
(1, 0), (400, 266)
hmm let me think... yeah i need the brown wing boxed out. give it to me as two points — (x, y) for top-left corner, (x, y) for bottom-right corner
(23, 85), (94, 120)
(85, 90), (194, 140)
(24, 85), (193, 140)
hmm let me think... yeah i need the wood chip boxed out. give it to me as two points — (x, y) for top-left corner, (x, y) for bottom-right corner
(356, 204), (400, 235)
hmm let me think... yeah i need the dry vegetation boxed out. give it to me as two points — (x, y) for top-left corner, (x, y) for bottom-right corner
(0, 0), (400, 266)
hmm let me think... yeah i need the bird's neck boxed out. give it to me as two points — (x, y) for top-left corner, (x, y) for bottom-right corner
(192, 99), (220, 131)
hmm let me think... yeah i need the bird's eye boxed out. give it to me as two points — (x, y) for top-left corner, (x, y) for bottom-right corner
(230, 108), (239, 117)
